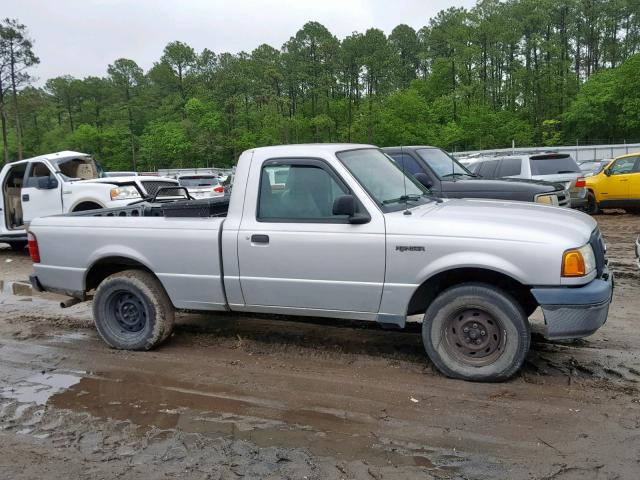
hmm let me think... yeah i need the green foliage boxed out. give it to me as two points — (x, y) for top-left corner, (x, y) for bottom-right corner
(2, 0), (640, 169)
(565, 54), (640, 141)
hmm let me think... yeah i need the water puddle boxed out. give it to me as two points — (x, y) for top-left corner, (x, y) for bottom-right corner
(2, 372), (83, 405)
(46, 370), (460, 471)
(0, 280), (57, 307)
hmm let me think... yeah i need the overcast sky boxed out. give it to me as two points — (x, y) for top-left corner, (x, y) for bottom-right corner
(4, 0), (476, 84)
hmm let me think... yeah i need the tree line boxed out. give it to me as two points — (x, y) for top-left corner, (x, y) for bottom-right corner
(1, 0), (640, 171)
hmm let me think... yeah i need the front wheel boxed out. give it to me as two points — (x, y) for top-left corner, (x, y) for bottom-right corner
(93, 270), (175, 350)
(422, 283), (530, 382)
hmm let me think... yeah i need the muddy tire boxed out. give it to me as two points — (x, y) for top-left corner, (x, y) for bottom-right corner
(422, 283), (530, 382)
(8, 241), (27, 251)
(586, 191), (600, 215)
(93, 270), (174, 350)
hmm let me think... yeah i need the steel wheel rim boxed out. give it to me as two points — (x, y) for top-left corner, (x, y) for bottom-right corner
(107, 290), (148, 333)
(442, 308), (504, 366)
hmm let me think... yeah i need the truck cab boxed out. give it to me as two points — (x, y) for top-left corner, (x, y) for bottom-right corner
(0, 151), (178, 248)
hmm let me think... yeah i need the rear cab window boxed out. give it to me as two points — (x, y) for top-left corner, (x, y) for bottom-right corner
(529, 154), (580, 175)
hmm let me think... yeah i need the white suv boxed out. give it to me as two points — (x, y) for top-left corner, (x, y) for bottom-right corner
(466, 153), (587, 208)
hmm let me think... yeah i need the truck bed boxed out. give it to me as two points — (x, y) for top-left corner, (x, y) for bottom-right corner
(67, 196), (230, 219)
(30, 198), (229, 311)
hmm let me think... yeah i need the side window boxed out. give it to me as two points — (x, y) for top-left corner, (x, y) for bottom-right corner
(389, 153), (424, 176)
(610, 157), (636, 175)
(630, 156), (640, 173)
(25, 162), (54, 188)
(476, 160), (499, 178)
(258, 162), (350, 221)
(497, 158), (522, 177)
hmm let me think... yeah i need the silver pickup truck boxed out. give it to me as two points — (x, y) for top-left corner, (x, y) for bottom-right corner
(28, 144), (613, 382)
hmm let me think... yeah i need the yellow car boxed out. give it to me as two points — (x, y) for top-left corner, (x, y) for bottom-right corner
(586, 153), (640, 214)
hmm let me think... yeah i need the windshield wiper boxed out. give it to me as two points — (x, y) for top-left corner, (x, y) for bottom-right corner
(382, 194), (423, 205)
(441, 172), (472, 178)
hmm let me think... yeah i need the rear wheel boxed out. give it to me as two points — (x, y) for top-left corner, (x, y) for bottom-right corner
(586, 191), (600, 215)
(93, 270), (174, 350)
(422, 283), (530, 382)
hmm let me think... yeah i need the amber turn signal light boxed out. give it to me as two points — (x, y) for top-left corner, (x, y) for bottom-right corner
(562, 249), (585, 277)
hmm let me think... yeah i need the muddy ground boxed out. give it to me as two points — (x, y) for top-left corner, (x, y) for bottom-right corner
(0, 212), (639, 479)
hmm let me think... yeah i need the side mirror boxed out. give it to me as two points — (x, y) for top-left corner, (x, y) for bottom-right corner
(37, 176), (59, 189)
(414, 173), (433, 189)
(604, 168), (612, 177)
(332, 195), (370, 224)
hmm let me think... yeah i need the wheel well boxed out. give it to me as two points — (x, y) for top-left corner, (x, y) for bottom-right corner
(73, 201), (103, 212)
(85, 256), (153, 292)
(406, 268), (537, 317)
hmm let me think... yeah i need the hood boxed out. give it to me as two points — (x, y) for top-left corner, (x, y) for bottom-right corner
(73, 175), (177, 185)
(385, 198), (596, 249)
(71, 175), (178, 185)
(444, 177), (563, 194)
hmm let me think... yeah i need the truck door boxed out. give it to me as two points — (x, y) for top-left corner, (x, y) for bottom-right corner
(237, 158), (386, 313)
(21, 162), (63, 224)
(628, 155), (640, 200)
(601, 156), (635, 201)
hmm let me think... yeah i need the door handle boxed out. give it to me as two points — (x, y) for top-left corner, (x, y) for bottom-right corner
(22, 194), (29, 202)
(251, 234), (269, 244)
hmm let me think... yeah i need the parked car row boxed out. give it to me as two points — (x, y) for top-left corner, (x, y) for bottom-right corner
(382, 146), (571, 207)
(27, 143), (613, 383)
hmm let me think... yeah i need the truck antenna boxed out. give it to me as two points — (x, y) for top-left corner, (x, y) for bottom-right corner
(400, 145), (411, 215)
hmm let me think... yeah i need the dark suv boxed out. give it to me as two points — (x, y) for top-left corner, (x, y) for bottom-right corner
(382, 146), (570, 207)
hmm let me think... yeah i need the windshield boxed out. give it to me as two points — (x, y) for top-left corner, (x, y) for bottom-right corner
(530, 155), (580, 175)
(337, 148), (432, 212)
(178, 176), (220, 187)
(416, 148), (471, 178)
(53, 157), (100, 181)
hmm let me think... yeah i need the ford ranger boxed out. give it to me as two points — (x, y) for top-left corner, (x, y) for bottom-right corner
(27, 144), (613, 382)
(0, 150), (178, 249)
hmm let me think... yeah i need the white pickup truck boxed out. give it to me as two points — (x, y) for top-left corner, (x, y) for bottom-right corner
(28, 144), (613, 381)
(0, 151), (178, 249)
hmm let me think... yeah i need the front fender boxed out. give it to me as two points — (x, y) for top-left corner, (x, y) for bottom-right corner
(416, 251), (529, 286)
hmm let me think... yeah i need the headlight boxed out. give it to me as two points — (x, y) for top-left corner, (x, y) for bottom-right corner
(562, 243), (596, 277)
(110, 186), (141, 201)
(536, 194), (559, 206)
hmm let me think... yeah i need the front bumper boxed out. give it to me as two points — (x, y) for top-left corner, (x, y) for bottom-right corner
(531, 267), (614, 340)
